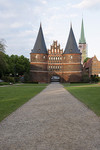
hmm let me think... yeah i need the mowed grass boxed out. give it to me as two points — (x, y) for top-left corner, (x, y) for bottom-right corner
(0, 84), (47, 122)
(64, 84), (100, 116)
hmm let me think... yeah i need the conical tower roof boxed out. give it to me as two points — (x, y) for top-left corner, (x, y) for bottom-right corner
(64, 25), (80, 54)
(79, 19), (86, 44)
(31, 24), (48, 54)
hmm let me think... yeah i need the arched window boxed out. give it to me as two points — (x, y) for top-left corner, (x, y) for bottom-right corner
(58, 57), (59, 60)
(49, 57), (50, 60)
(56, 57), (57, 60)
(54, 57), (55, 60)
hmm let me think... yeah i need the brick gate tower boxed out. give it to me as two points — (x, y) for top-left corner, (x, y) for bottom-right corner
(62, 25), (82, 82)
(30, 24), (48, 83)
(30, 24), (82, 83)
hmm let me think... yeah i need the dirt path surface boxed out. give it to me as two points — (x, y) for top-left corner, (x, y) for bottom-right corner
(0, 83), (100, 150)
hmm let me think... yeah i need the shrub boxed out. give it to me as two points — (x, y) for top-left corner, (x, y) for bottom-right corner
(0, 82), (9, 86)
(23, 73), (30, 83)
(91, 75), (99, 83)
(14, 77), (20, 83)
(82, 74), (90, 83)
(2, 76), (15, 83)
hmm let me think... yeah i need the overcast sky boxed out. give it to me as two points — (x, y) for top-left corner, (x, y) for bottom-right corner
(0, 0), (100, 60)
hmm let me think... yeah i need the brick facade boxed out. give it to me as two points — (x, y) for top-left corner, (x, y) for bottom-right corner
(30, 41), (82, 83)
(83, 55), (100, 77)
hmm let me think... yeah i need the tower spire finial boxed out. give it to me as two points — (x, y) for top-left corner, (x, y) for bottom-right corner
(79, 18), (86, 44)
(40, 22), (42, 27)
(70, 22), (72, 28)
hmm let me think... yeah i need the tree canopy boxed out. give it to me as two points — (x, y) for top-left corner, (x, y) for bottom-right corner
(83, 57), (90, 63)
(0, 52), (8, 78)
(0, 39), (6, 53)
(0, 53), (30, 78)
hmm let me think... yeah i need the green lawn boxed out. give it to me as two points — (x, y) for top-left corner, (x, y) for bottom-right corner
(64, 84), (100, 116)
(16, 83), (48, 86)
(63, 82), (100, 87)
(0, 84), (47, 122)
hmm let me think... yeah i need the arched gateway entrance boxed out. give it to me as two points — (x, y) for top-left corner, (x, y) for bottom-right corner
(51, 75), (60, 82)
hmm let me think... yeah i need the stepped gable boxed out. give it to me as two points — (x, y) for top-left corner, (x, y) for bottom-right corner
(64, 25), (81, 54)
(31, 24), (48, 54)
(79, 19), (86, 44)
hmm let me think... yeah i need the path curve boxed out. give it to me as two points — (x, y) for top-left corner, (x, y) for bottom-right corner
(0, 83), (100, 150)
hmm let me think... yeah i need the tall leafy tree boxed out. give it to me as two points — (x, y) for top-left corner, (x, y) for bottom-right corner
(0, 51), (30, 79)
(9, 55), (30, 76)
(0, 39), (6, 53)
(0, 52), (8, 78)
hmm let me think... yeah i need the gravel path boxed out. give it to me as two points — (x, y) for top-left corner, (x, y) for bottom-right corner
(0, 83), (100, 150)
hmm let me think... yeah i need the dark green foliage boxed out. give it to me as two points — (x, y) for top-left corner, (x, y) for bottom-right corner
(1, 76), (15, 83)
(91, 75), (99, 83)
(0, 82), (9, 86)
(83, 57), (90, 63)
(0, 53), (30, 82)
(24, 73), (30, 83)
(82, 74), (90, 83)
(0, 52), (8, 78)
(9, 55), (30, 76)
(0, 39), (6, 53)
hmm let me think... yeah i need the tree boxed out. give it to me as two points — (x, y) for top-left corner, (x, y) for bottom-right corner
(0, 52), (30, 82)
(0, 52), (8, 78)
(0, 39), (6, 53)
(83, 57), (90, 63)
(9, 55), (30, 76)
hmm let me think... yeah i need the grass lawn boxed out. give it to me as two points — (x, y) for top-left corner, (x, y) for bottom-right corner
(64, 84), (100, 116)
(0, 84), (47, 122)
(63, 82), (100, 87)
(16, 83), (48, 86)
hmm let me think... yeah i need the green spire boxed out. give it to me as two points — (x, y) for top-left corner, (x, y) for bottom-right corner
(79, 19), (86, 44)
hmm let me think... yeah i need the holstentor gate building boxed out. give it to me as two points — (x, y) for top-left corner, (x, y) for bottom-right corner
(30, 20), (87, 83)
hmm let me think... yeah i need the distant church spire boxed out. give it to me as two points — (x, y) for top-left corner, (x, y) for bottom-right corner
(79, 19), (86, 44)
(64, 25), (80, 54)
(31, 24), (48, 54)
(79, 19), (87, 64)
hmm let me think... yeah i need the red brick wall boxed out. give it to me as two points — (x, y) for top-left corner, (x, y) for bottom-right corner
(30, 41), (82, 83)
